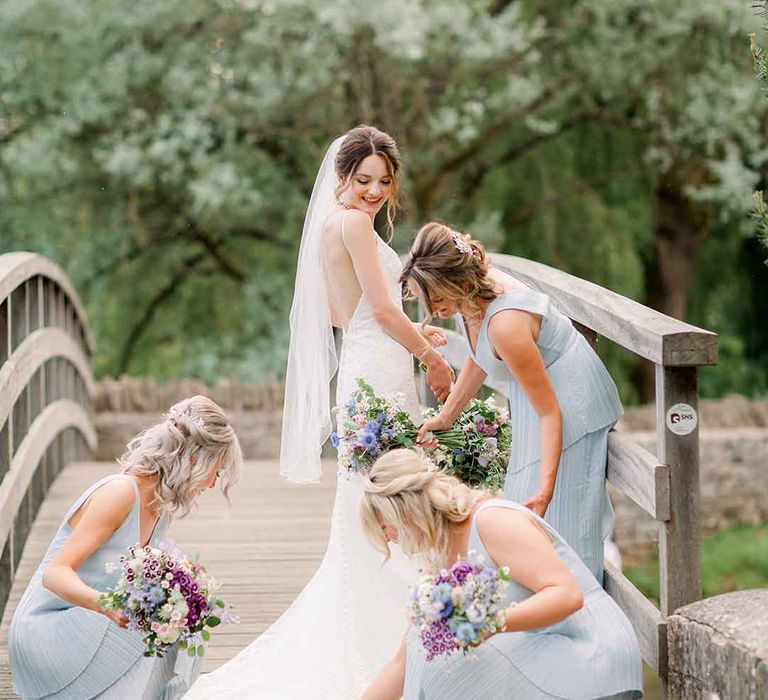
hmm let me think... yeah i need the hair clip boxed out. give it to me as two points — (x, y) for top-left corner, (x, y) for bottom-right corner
(451, 231), (473, 256)
(167, 405), (206, 432)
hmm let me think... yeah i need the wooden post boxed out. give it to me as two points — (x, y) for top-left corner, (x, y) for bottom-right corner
(0, 299), (7, 367)
(11, 281), (27, 351)
(656, 364), (702, 617)
(0, 539), (11, 618)
(0, 293), (10, 480)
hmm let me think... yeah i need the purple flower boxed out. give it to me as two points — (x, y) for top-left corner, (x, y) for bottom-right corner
(420, 620), (456, 661)
(449, 560), (477, 585)
(330, 432), (340, 448)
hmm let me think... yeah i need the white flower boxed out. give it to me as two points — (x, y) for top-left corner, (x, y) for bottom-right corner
(451, 587), (467, 606)
(153, 623), (181, 645)
(465, 603), (487, 624)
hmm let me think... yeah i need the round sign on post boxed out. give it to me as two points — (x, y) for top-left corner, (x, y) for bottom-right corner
(666, 403), (698, 436)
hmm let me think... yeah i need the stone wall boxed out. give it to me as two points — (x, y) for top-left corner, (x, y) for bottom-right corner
(93, 375), (284, 412)
(94, 410), (284, 462)
(611, 427), (768, 564)
(667, 590), (768, 699)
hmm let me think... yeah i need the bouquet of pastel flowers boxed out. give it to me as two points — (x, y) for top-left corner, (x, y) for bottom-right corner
(332, 379), (512, 489)
(331, 378), (465, 474)
(99, 540), (235, 657)
(410, 555), (511, 661)
(427, 396), (512, 491)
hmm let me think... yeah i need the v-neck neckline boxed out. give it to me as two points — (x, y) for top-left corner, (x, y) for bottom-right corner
(462, 288), (541, 359)
(462, 291), (509, 357)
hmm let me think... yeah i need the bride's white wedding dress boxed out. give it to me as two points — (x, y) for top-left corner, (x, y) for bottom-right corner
(184, 222), (421, 699)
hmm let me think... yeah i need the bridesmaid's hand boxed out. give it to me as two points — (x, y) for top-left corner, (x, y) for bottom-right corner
(418, 324), (448, 348)
(417, 414), (452, 446)
(523, 492), (552, 518)
(101, 607), (129, 629)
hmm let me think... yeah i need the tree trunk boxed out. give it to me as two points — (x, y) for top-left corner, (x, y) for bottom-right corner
(635, 169), (712, 401)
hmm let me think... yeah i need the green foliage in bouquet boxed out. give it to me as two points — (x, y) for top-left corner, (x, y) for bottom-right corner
(427, 397), (511, 492)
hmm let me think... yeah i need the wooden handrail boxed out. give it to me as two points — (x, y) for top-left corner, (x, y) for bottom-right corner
(0, 253), (95, 354)
(0, 401), (97, 549)
(490, 254), (717, 367)
(0, 252), (97, 619)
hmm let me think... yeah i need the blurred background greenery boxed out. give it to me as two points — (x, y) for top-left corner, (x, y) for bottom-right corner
(1, 0), (767, 404)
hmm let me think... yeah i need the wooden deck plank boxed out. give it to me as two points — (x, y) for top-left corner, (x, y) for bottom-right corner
(0, 459), (338, 695)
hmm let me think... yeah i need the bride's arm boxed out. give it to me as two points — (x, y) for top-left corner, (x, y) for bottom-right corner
(342, 211), (454, 400)
(358, 638), (406, 700)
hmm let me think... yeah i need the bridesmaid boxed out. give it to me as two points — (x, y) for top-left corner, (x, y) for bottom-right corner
(9, 395), (243, 700)
(358, 449), (642, 700)
(403, 222), (622, 581)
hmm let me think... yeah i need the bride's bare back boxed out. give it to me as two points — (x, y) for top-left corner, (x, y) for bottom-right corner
(322, 208), (368, 328)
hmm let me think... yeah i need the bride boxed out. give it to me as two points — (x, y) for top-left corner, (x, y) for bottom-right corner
(184, 126), (454, 698)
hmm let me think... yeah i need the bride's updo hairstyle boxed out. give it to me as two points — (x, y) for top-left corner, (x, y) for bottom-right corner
(361, 449), (488, 569)
(400, 222), (498, 322)
(335, 125), (402, 239)
(119, 395), (243, 516)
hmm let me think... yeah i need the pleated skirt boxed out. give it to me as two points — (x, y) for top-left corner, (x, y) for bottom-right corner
(503, 427), (613, 582)
(403, 592), (643, 700)
(12, 620), (200, 700)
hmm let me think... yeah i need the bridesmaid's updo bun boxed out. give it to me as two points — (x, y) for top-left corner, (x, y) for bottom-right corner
(361, 449), (488, 569)
(119, 395), (243, 516)
(400, 222), (498, 322)
(335, 125), (402, 239)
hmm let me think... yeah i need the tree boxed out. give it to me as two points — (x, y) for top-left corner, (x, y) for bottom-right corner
(1, 0), (765, 397)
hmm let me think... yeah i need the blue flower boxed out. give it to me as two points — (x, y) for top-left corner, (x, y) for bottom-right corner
(147, 585), (166, 605)
(431, 582), (453, 604)
(358, 430), (378, 450)
(330, 432), (341, 448)
(455, 622), (477, 644)
(346, 397), (357, 412)
(364, 420), (381, 434)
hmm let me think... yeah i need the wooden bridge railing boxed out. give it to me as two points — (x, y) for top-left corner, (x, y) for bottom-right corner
(0, 253), (97, 619)
(428, 253), (717, 686)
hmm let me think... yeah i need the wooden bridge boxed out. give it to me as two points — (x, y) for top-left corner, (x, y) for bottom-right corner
(0, 251), (717, 697)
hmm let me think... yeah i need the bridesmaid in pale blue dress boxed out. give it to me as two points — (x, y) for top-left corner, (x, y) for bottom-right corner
(9, 395), (243, 700)
(358, 449), (642, 700)
(404, 223), (622, 581)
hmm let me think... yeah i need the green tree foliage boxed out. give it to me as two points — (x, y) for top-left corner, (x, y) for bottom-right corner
(1, 0), (766, 396)
(751, 22), (768, 261)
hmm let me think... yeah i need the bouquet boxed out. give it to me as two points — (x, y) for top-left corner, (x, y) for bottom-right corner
(331, 378), (465, 474)
(99, 540), (235, 657)
(410, 555), (511, 661)
(427, 397), (512, 491)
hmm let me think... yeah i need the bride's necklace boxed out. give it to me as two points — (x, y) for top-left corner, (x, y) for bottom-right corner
(336, 199), (352, 210)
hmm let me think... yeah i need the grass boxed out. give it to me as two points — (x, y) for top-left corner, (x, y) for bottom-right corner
(624, 523), (768, 601)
